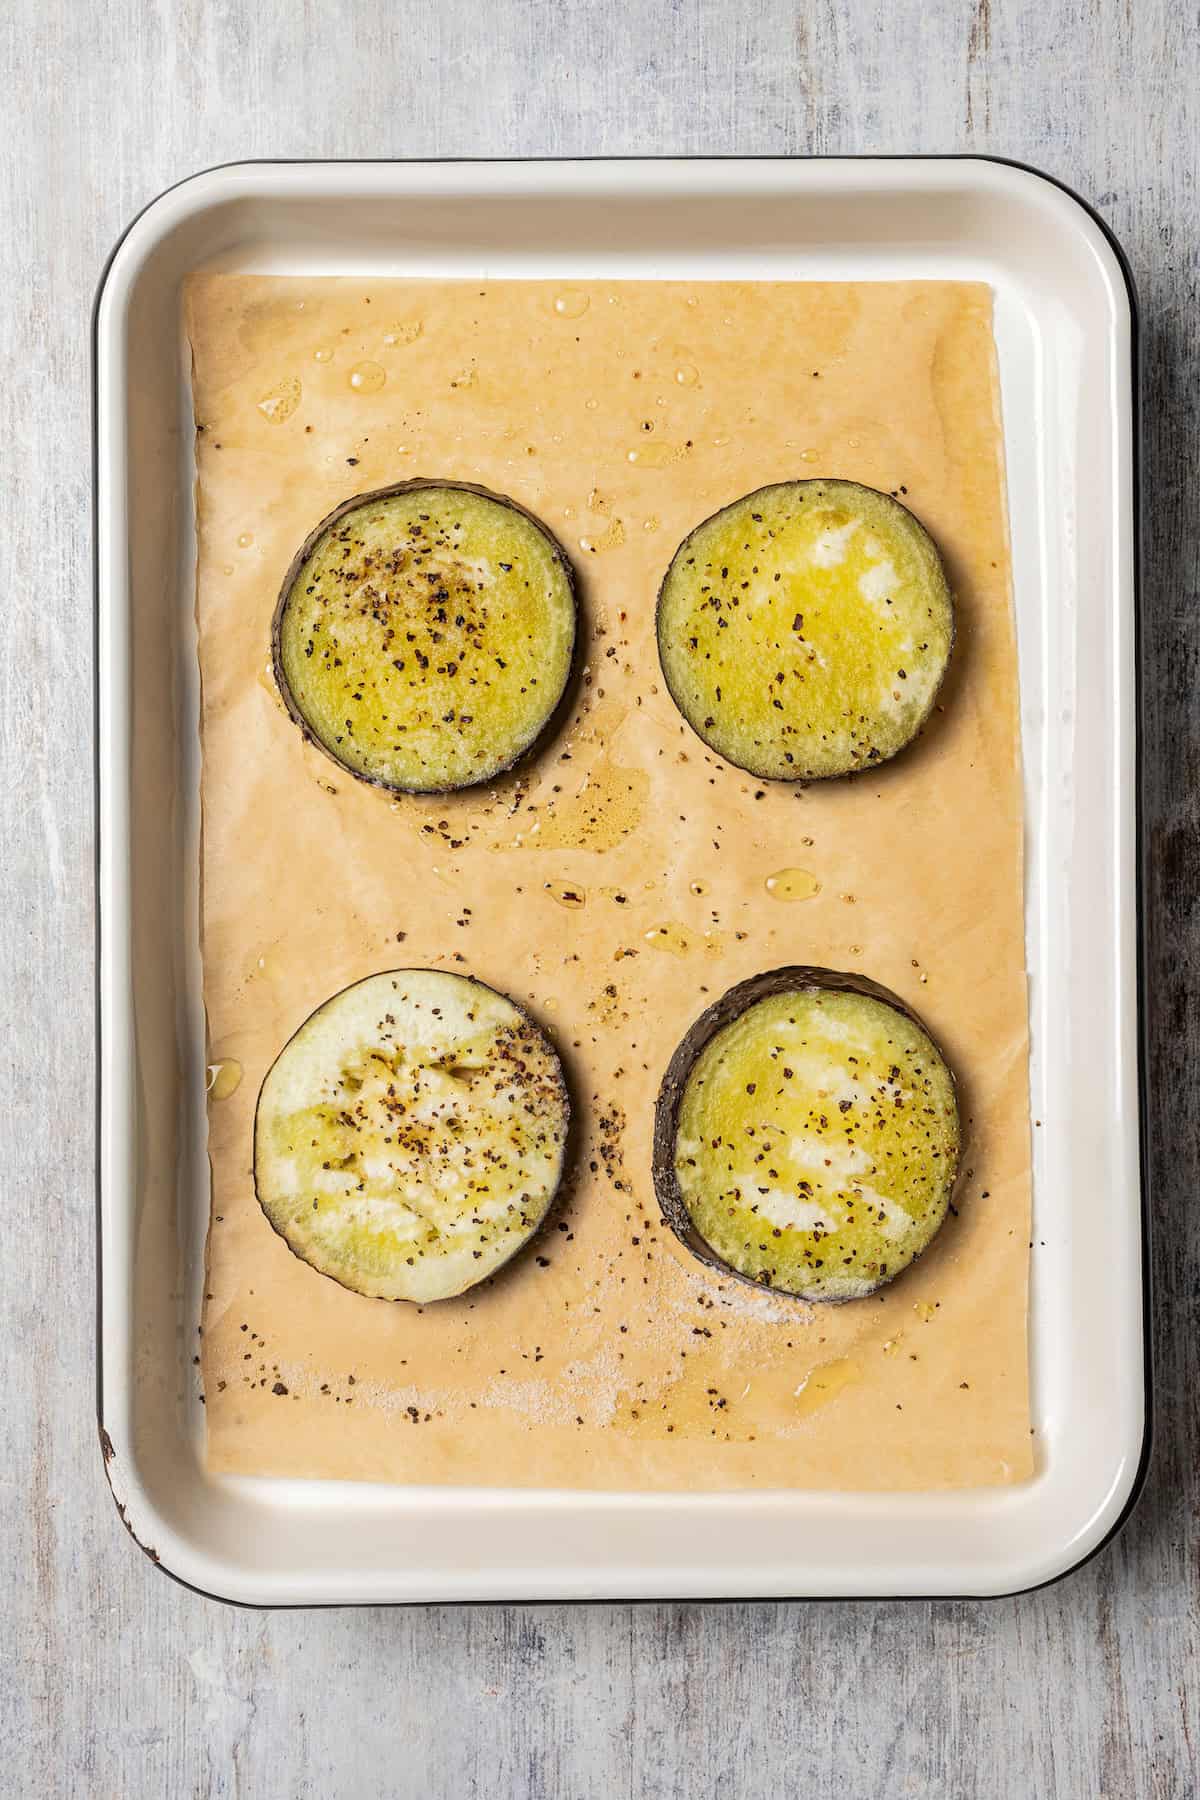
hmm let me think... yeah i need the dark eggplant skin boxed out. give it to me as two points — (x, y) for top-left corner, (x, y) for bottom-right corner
(251, 967), (574, 1305)
(654, 478), (956, 784)
(271, 479), (580, 797)
(651, 965), (962, 1304)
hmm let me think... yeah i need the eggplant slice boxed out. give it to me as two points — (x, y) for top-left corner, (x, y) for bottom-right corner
(274, 481), (577, 793)
(254, 970), (570, 1303)
(656, 480), (953, 780)
(653, 968), (960, 1302)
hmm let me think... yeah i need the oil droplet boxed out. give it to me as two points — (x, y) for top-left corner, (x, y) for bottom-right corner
(579, 517), (625, 555)
(383, 319), (422, 346)
(313, 346), (334, 363)
(794, 1358), (861, 1417)
(544, 880), (586, 908)
(256, 659), (284, 709)
(914, 1300), (938, 1322)
(881, 1335), (903, 1357)
(627, 442), (683, 469)
(848, 436), (861, 448)
(585, 397), (599, 410)
(686, 295), (699, 307)
(249, 944), (283, 984)
(644, 922), (700, 956)
(221, 563), (235, 577)
(800, 448), (820, 463)
(502, 760), (649, 852)
(712, 435), (731, 448)
(553, 289), (590, 319)
(765, 868), (821, 902)
(257, 378), (301, 424)
(674, 364), (699, 387)
(348, 361), (386, 393)
(207, 1059), (243, 1101)
(237, 532), (254, 549)
(689, 879), (709, 897)
(643, 516), (660, 533)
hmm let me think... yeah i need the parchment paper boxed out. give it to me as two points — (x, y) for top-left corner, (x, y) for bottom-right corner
(187, 275), (1032, 1490)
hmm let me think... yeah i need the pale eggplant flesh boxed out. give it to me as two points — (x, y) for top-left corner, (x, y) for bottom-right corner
(656, 479), (954, 781)
(273, 481), (577, 794)
(254, 969), (571, 1303)
(653, 967), (960, 1302)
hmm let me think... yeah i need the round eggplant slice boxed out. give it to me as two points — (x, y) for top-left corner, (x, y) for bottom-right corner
(656, 480), (953, 780)
(274, 481), (577, 793)
(254, 970), (570, 1303)
(653, 968), (960, 1302)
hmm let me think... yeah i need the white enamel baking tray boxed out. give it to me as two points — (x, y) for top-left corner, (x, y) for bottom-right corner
(95, 158), (1146, 1604)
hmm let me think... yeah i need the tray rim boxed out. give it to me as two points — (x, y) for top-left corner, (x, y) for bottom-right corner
(93, 153), (1149, 1606)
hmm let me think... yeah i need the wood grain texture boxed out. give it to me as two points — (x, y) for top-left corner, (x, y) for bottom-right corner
(1, 0), (1196, 1794)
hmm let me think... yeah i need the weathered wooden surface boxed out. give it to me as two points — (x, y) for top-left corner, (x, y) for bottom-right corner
(2, 1), (1197, 1794)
